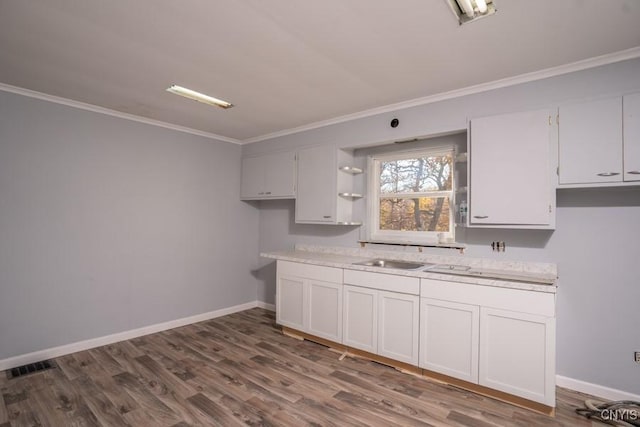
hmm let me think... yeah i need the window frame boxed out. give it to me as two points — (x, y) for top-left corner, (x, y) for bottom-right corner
(367, 147), (456, 244)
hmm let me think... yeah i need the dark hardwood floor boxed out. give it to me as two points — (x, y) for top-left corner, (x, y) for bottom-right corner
(1, 308), (605, 426)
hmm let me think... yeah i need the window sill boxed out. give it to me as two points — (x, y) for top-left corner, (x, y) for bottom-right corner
(358, 240), (466, 252)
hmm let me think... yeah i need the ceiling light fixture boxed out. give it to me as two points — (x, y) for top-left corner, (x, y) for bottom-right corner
(446, 0), (496, 25)
(166, 85), (233, 109)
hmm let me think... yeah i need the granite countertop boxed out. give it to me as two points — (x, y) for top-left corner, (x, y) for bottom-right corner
(261, 245), (558, 294)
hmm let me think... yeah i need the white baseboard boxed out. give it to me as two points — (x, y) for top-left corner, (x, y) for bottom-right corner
(557, 375), (640, 402)
(256, 301), (275, 311)
(0, 300), (262, 371)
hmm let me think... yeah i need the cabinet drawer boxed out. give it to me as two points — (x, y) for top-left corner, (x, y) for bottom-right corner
(420, 278), (555, 317)
(278, 260), (342, 283)
(344, 269), (419, 295)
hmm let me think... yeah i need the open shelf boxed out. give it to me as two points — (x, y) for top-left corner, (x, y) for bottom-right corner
(338, 192), (363, 199)
(339, 166), (363, 175)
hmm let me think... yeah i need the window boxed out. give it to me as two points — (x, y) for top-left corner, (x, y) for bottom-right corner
(368, 148), (455, 243)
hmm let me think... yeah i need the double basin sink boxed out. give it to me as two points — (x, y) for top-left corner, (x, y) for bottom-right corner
(352, 258), (473, 274)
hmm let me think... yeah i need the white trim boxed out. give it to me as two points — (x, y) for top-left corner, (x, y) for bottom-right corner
(3, 47), (639, 146)
(256, 301), (276, 312)
(0, 83), (241, 145)
(0, 300), (262, 371)
(243, 46), (640, 144)
(556, 375), (640, 402)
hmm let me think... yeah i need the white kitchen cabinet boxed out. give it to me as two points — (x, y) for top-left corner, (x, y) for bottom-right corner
(420, 298), (479, 383)
(276, 261), (343, 342)
(241, 151), (296, 200)
(296, 145), (361, 224)
(343, 270), (420, 365)
(624, 92), (640, 182)
(308, 280), (343, 342)
(378, 290), (420, 365)
(558, 97), (623, 185)
(276, 275), (306, 331)
(420, 277), (556, 407)
(468, 109), (555, 228)
(479, 308), (556, 406)
(343, 284), (378, 353)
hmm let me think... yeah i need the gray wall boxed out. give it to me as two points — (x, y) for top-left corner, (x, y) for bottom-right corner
(0, 90), (260, 360)
(246, 58), (640, 395)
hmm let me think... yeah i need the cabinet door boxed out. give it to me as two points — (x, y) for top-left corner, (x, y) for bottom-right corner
(559, 97), (623, 184)
(624, 93), (640, 182)
(240, 152), (296, 199)
(378, 291), (419, 365)
(469, 109), (553, 226)
(276, 275), (306, 330)
(307, 280), (343, 342)
(240, 156), (264, 199)
(479, 307), (556, 406)
(343, 285), (377, 353)
(420, 298), (479, 383)
(265, 152), (297, 197)
(296, 145), (336, 223)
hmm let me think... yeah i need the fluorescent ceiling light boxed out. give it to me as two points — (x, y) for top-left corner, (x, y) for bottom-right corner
(166, 85), (233, 109)
(447, 0), (496, 25)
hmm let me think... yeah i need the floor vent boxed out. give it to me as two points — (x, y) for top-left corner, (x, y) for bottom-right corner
(6, 360), (57, 379)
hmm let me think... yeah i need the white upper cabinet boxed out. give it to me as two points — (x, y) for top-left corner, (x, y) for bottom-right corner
(296, 145), (336, 222)
(559, 97), (623, 185)
(296, 145), (361, 224)
(469, 109), (555, 228)
(624, 93), (640, 182)
(241, 151), (296, 200)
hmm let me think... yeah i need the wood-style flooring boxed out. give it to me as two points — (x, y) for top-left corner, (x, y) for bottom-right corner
(0, 308), (605, 426)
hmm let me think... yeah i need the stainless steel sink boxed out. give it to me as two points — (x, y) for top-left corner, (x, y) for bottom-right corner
(352, 259), (434, 270)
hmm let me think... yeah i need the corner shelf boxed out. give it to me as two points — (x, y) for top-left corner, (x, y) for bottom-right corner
(339, 166), (363, 175)
(338, 192), (363, 199)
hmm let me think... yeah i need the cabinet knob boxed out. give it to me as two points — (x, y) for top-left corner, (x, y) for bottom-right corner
(265, 191), (272, 195)
(596, 172), (620, 177)
(323, 215), (332, 219)
(258, 192), (265, 195)
(473, 215), (489, 219)
(627, 171), (640, 175)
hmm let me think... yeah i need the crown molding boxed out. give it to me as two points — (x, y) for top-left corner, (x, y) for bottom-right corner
(243, 46), (640, 144)
(0, 83), (241, 145)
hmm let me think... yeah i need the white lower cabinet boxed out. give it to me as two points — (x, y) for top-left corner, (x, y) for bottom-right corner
(420, 278), (556, 407)
(307, 280), (343, 342)
(343, 285), (377, 353)
(419, 298), (479, 383)
(378, 291), (419, 365)
(343, 270), (420, 365)
(276, 275), (306, 331)
(479, 307), (556, 406)
(275, 260), (556, 409)
(276, 261), (343, 342)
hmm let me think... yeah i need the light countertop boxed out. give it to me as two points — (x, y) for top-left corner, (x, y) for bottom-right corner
(261, 245), (558, 294)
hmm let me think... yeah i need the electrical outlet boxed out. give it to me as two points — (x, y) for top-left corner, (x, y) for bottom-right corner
(491, 241), (506, 252)
(635, 351), (640, 364)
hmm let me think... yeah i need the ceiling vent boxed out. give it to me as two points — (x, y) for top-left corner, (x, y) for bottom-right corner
(446, 0), (496, 25)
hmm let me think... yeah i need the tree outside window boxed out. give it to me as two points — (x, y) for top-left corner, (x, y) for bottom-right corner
(369, 149), (454, 243)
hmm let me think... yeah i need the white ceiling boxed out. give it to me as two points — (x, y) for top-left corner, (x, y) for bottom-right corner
(1, 1), (640, 143)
